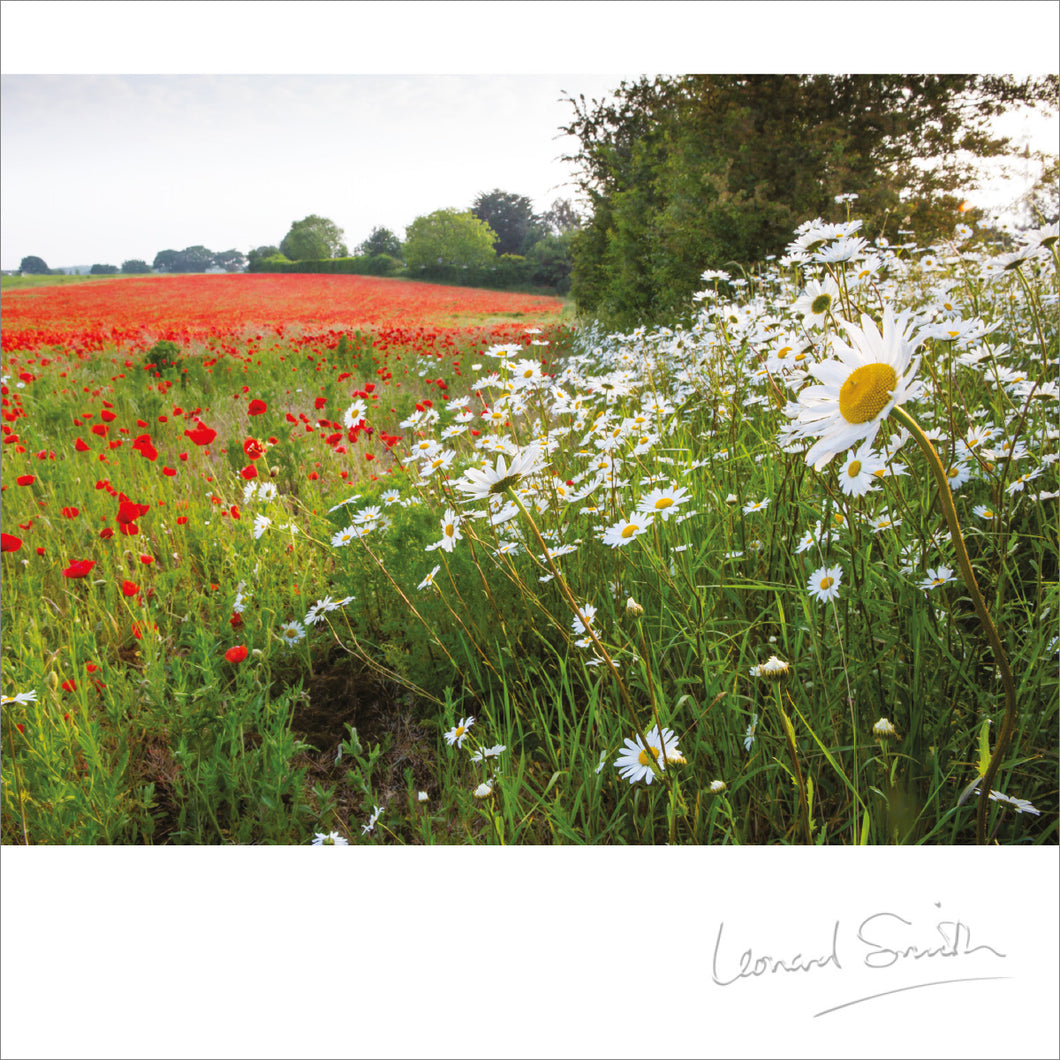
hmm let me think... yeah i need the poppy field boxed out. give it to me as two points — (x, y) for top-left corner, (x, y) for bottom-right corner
(1, 228), (1057, 846)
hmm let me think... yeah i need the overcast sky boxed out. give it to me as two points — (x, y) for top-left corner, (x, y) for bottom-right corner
(2, 2), (1057, 271)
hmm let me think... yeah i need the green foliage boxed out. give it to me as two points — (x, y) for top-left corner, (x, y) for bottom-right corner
(356, 226), (403, 259)
(404, 208), (498, 269)
(213, 248), (247, 273)
(471, 189), (537, 255)
(142, 339), (183, 378)
(246, 245), (281, 269)
(365, 253), (402, 276)
(19, 255), (50, 275)
(280, 215), (347, 261)
(563, 74), (1059, 326)
(121, 259), (152, 274)
(89, 264), (120, 275)
(152, 246), (217, 273)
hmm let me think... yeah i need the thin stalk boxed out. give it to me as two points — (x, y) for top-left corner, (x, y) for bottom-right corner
(890, 405), (1017, 845)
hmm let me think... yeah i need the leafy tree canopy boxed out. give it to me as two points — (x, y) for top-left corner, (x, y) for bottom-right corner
(213, 248), (248, 273)
(280, 215), (347, 261)
(562, 74), (1059, 326)
(357, 226), (403, 259)
(404, 209), (498, 269)
(471, 190), (536, 255)
(121, 259), (152, 274)
(152, 246), (217, 273)
(19, 255), (50, 275)
(89, 264), (119, 275)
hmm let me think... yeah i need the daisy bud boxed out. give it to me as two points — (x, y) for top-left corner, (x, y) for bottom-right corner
(750, 655), (790, 680)
(710, 779), (727, 794)
(873, 717), (898, 739)
(626, 596), (644, 618)
(473, 782), (493, 799)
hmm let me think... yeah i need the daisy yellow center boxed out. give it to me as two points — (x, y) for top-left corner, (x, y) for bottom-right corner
(654, 498), (674, 510)
(846, 460), (862, 477)
(810, 293), (832, 315)
(621, 524), (639, 539)
(819, 576), (834, 590)
(638, 746), (661, 767)
(454, 726), (465, 738)
(777, 346), (792, 359)
(284, 629), (298, 639)
(838, 363), (898, 424)
(445, 524), (455, 537)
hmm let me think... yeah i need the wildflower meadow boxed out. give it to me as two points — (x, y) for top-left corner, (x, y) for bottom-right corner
(2, 218), (1057, 846)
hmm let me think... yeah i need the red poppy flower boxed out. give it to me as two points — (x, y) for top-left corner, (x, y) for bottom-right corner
(61, 507), (79, 519)
(61, 679), (77, 693)
(139, 554), (154, 565)
(185, 424), (217, 446)
(176, 516), (188, 525)
(63, 559), (96, 578)
(75, 438), (90, 452)
(99, 528), (114, 540)
(1, 532), (22, 552)
(91, 424), (109, 437)
(243, 437), (265, 460)
(230, 612), (243, 628)
(248, 400), (267, 416)
(163, 466), (177, 477)
(121, 580), (139, 597)
(117, 496), (150, 525)
(239, 466), (257, 480)
(16, 475), (35, 486)
(224, 644), (248, 663)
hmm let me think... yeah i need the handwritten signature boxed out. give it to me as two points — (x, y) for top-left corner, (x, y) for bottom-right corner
(711, 909), (1009, 1015)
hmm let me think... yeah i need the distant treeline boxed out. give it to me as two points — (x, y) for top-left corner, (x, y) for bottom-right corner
(247, 251), (570, 294)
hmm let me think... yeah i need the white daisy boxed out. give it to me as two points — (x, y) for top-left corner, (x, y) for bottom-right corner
(601, 516), (651, 547)
(452, 444), (547, 501)
(636, 484), (692, 521)
(837, 443), (887, 497)
(807, 565), (843, 604)
(311, 831), (349, 846)
(331, 525), (357, 547)
(445, 716), (475, 748)
(919, 566), (955, 591)
(785, 308), (928, 470)
(279, 620), (306, 647)
(613, 724), (684, 784)
(417, 565), (441, 591)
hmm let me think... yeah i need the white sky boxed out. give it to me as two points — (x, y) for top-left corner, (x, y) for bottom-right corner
(1, 1), (1058, 271)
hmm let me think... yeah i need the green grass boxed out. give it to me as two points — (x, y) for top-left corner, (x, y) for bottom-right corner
(2, 222), (1057, 845)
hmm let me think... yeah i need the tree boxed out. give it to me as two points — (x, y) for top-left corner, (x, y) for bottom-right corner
(122, 259), (151, 274)
(404, 209), (498, 269)
(540, 198), (583, 235)
(152, 249), (181, 273)
(471, 190), (536, 255)
(246, 245), (280, 269)
(356, 226), (403, 259)
(280, 215), (347, 260)
(89, 264), (119, 275)
(1018, 154), (1060, 227)
(19, 255), (50, 275)
(213, 248), (247, 273)
(152, 246), (216, 273)
(562, 74), (1060, 325)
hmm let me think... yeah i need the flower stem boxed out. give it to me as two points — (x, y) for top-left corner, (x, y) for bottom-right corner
(890, 405), (1017, 844)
